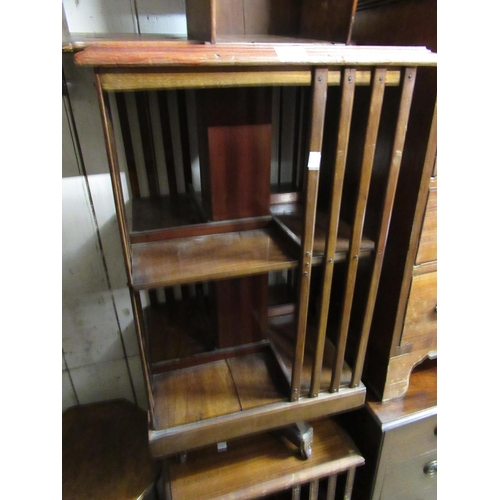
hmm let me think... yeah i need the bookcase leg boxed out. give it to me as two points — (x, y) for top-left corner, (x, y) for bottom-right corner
(278, 421), (313, 459)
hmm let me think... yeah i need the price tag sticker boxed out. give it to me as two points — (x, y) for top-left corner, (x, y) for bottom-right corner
(308, 152), (321, 171)
(274, 45), (309, 63)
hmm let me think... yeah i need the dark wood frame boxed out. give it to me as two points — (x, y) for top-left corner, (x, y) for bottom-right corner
(75, 40), (437, 458)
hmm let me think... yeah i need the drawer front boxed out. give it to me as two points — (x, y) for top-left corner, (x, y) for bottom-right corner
(386, 414), (437, 463)
(401, 272), (437, 345)
(415, 186), (437, 265)
(380, 450), (437, 500)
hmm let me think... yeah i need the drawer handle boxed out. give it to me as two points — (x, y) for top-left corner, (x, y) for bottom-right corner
(424, 460), (437, 477)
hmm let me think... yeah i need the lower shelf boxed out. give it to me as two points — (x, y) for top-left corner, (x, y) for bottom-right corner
(163, 417), (364, 500)
(147, 314), (366, 458)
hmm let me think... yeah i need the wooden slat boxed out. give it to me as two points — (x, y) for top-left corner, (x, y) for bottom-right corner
(343, 467), (356, 500)
(392, 102), (437, 352)
(291, 67), (328, 401)
(114, 92), (140, 199)
(330, 67), (386, 392)
(415, 184), (437, 264)
(157, 91), (179, 196)
(135, 91), (159, 197)
(350, 66), (417, 388)
(94, 73), (133, 283)
(292, 485), (301, 500)
(310, 68), (356, 398)
(130, 290), (155, 414)
(326, 474), (337, 500)
(97, 68), (401, 91)
(74, 42), (437, 68)
(177, 89), (193, 189)
(309, 479), (319, 499)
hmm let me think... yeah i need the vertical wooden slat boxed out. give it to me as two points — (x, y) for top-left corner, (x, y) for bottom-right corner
(309, 479), (319, 500)
(94, 72), (132, 284)
(290, 67), (328, 401)
(326, 474), (337, 500)
(157, 91), (178, 197)
(350, 67), (417, 387)
(177, 89), (193, 189)
(131, 290), (155, 414)
(310, 68), (356, 397)
(330, 67), (387, 392)
(292, 87), (303, 189)
(135, 91), (160, 197)
(343, 467), (356, 500)
(292, 484), (301, 500)
(115, 92), (141, 199)
(392, 101), (437, 351)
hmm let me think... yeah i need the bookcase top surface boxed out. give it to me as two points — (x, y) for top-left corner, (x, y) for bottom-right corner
(74, 39), (437, 68)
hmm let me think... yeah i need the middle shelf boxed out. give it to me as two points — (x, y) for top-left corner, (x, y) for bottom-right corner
(129, 193), (375, 290)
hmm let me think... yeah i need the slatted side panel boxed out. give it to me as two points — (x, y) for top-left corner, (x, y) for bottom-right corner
(302, 65), (426, 396)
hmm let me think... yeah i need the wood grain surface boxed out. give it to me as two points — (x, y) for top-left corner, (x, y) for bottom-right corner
(63, 400), (159, 500)
(75, 41), (437, 67)
(165, 418), (363, 500)
(131, 225), (298, 289)
(415, 183), (437, 265)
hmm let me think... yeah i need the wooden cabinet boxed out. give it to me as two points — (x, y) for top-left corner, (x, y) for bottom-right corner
(339, 361), (437, 500)
(73, 37), (436, 498)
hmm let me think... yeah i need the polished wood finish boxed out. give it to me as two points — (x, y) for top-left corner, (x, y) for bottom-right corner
(300, 0), (358, 43)
(215, 275), (268, 348)
(291, 67), (328, 401)
(271, 206), (375, 261)
(196, 86), (272, 220)
(311, 68), (355, 397)
(75, 42), (437, 68)
(351, 66), (417, 387)
(149, 386), (365, 457)
(331, 67), (386, 393)
(184, 0), (357, 44)
(82, 38), (436, 459)
(131, 225), (298, 289)
(350, 0), (437, 403)
(163, 418), (363, 500)
(415, 181), (437, 265)
(63, 400), (159, 500)
(340, 361), (436, 499)
(95, 68), (402, 92)
(400, 271), (437, 345)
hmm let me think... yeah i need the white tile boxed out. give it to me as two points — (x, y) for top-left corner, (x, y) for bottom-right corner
(136, 0), (187, 35)
(63, 0), (137, 34)
(128, 355), (149, 411)
(70, 359), (135, 405)
(62, 371), (78, 411)
(62, 175), (126, 369)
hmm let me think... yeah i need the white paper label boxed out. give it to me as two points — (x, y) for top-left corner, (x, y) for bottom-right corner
(274, 45), (309, 63)
(308, 152), (321, 170)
